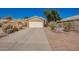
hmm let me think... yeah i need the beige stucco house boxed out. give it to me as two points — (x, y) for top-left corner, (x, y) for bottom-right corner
(27, 16), (46, 28)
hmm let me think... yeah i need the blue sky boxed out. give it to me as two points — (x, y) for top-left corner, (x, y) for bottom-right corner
(0, 8), (79, 20)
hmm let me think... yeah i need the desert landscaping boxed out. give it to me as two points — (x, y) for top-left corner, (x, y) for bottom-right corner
(44, 27), (79, 51)
(0, 9), (79, 51)
(0, 15), (79, 51)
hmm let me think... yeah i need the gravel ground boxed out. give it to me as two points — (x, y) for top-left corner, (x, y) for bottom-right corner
(44, 27), (79, 51)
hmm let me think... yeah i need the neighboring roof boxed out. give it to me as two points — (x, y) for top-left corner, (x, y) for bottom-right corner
(61, 15), (79, 21)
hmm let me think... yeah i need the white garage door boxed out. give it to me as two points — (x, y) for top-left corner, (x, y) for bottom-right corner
(29, 22), (43, 28)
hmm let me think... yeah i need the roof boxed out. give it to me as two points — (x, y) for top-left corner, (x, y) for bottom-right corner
(29, 16), (46, 20)
(61, 15), (79, 21)
(29, 16), (46, 22)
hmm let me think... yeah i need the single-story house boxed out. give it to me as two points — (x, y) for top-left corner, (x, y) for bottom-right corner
(27, 16), (46, 28)
(57, 15), (79, 23)
(56, 15), (79, 31)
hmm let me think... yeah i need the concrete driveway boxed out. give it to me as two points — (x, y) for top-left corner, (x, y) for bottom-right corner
(0, 28), (51, 51)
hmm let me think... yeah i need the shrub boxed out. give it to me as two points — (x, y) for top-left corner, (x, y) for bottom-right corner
(2, 23), (13, 33)
(2, 24), (8, 33)
(63, 22), (72, 27)
(63, 22), (72, 32)
(7, 29), (13, 34)
(13, 26), (19, 31)
(50, 24), (56, 30)
(49, 22), (56, 31)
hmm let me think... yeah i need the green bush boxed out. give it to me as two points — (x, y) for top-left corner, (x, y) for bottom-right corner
(49, 22), (56, 31)
(51, 25), (56, 30)
(63, 22), (72, 27)
(63, 22), (72, 32)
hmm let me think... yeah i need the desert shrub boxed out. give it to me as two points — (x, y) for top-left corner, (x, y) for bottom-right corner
(20, 27), (25, 30)
(49, 22), (56, 31)
(7, 23), (13, 29)
(13, 26), (19, 31)
(2, 24), (9, 33)
(63, 22), (72, 27)
(2, 23), (13, 33)
(63, 22), (72, 32)
(50, 24), (56, 30)
(7, 29), (13, 34)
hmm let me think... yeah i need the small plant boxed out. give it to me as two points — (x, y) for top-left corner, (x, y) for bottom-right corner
(50, 24), (56, 30)
(2, 24), (9, 33)
(63, 22), (72, 32)
(63, 22), (72, 27)
(7, 29), (13, 34)
(49, 22), (56, 31)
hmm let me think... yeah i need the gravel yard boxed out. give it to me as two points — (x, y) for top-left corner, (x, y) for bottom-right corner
(44, 27), (79, 51)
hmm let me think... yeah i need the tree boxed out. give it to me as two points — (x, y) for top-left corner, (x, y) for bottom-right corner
(51, 10), (61, 21)
(44, 10), (52, 22)
(24, 16), (28, 20)
(5, 16), (13, 21)
(44, 10), (50, 16)
(44, 9), (61, 23)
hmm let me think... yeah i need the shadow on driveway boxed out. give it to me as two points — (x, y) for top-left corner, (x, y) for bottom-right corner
(0, 33), (8, 38)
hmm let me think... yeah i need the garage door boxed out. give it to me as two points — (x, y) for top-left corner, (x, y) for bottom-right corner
(29, 22), (43, 28)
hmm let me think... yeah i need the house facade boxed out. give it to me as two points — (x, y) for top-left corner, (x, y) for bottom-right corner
(27, 16), (46, 28)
